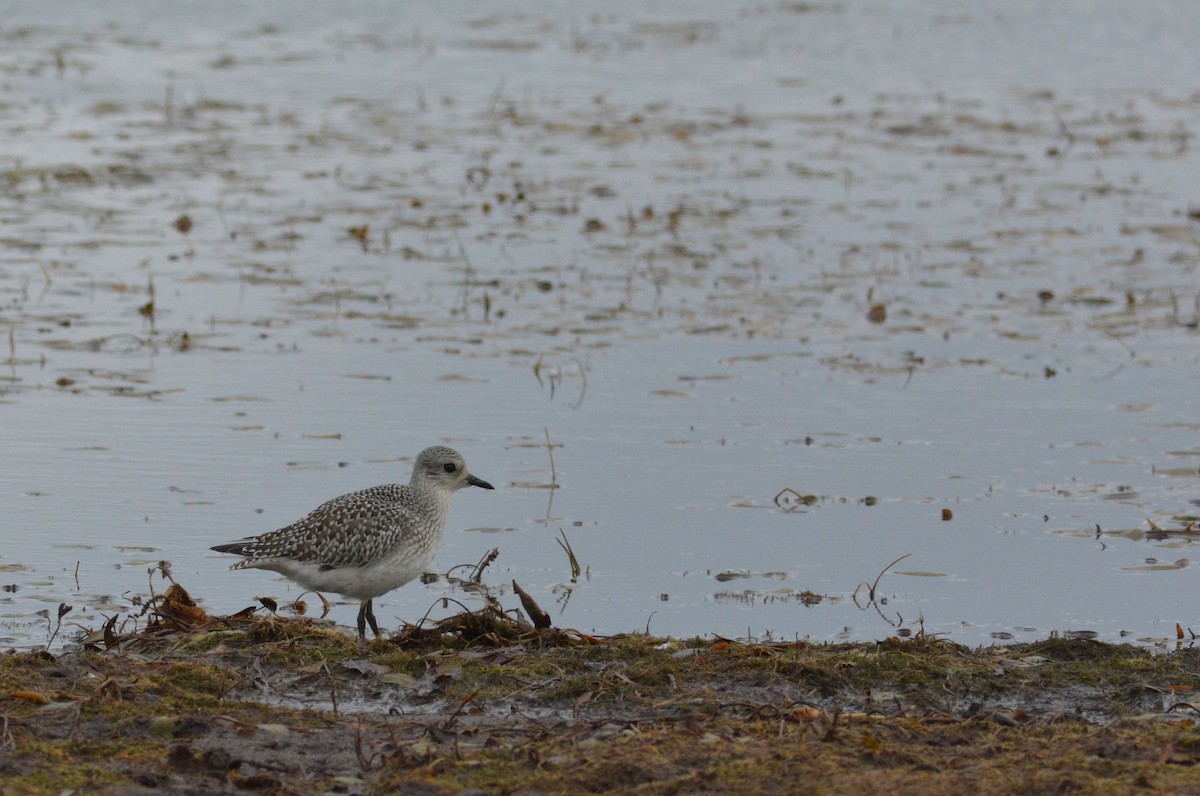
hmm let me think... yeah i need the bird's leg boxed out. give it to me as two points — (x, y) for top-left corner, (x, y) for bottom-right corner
(356, 600), (368, 639)
(364, 598), (381, 637)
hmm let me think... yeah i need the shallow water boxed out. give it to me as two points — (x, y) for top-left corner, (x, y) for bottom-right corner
(2, 1), (1199, 648)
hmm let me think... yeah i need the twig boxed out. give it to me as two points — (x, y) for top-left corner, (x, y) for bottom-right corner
(413, 596), (477, 629)
(469, 548), (499, 583)
(544, 427), (557, 487)
(569, 356), (588, 409)
(354, 726), (377, 772)
(532, 353), (545, 388)
(46, 603), (72, 648)
(823, 703), (842, 742)
(141, 562), (175, 615)
(295, 590), (332, 618)
(321, 661), (339, 717)
(1101, 328), (1136, 358)
(556, 529), (580, 581)
(852, 553), (911, 607)
(0, 714), (14, 752)
(442, 690), (481, 731)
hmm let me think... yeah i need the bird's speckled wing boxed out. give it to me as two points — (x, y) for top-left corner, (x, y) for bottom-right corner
(220, 484), (434, 569)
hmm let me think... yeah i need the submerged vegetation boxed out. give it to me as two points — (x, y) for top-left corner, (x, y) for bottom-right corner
(2, 582), (1200, 793)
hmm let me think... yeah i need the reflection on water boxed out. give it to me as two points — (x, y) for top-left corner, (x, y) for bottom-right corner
(2, 1), (1200, 648)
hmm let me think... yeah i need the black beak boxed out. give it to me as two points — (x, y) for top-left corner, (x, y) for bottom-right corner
(468, 474), (495, 490)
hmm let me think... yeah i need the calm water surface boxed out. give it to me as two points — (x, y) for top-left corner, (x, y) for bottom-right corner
(2, 1), (1199, 647)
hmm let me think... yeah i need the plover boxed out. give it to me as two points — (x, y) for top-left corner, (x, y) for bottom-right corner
(212, 446), (494, 638)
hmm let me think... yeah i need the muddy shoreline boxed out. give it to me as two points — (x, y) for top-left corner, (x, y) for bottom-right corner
(3, 585), (1199, 794)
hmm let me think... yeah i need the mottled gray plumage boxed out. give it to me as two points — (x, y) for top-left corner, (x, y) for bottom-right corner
(212, 446), (494, 637)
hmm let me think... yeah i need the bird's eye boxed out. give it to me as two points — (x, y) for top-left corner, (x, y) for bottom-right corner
(443, 463), (457, 473)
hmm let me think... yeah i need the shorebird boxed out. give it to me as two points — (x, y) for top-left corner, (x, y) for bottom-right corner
(211, 446), (494, 638)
